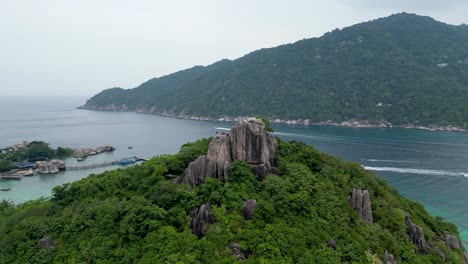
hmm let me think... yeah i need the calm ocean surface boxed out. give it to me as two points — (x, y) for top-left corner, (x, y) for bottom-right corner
(1, 96), (468, 246)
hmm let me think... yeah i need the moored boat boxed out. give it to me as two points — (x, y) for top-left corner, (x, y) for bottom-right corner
(117, 157), (137, 165)
(1, 175), (22, 180)
(0, 188), (11, 191)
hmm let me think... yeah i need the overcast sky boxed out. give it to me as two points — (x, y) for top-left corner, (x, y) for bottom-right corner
(1, 0), (468, 96)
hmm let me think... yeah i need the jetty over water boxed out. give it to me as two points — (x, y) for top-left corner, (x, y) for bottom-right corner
(65, 156), (148, 171)
(0, 157), (149, 180)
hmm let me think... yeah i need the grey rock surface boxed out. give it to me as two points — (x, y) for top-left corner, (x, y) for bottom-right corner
(405, 216), (428, 254)
(384, 251), (396, 264)
(38, 236), (57, 249)
(190, 204), (215, 237)
(242, 199), (257, 220)
(230, 119), (277, 178)
(327, 239), (337, 249)
(444, 234), (460, 249)
(231, 243), (246, 261)
(183, 119), (277, 185)
(349, 189), (373, 224)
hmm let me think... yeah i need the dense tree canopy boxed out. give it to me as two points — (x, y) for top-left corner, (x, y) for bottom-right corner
(0, 137), (465, 263)
(82, 13), (468, 128)
(0, 142), (73, 172)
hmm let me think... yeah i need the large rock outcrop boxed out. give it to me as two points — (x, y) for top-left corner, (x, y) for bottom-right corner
(38, 236), (57, 249)
(190, 204), (215, 237)
(230, 119), (277, 178)
(242, 199), (257, 220)
(183, 119), (277, 186)
(444, 233), (460, 249)
(384, 251), (396, 264)
(231, 243), (246, 261)
(349, 189), (373, 224)
(184, 134), (231, 186)
(405, 216), (428, 254)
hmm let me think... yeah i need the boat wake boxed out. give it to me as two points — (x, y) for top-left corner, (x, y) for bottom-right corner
(363, 166), (468, 178)
(362, 159), (418, 163)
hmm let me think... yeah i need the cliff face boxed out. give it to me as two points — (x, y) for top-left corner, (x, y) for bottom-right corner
(183, 119), (277, 186)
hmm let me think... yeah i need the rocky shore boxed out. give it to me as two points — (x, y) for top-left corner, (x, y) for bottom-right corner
(78, 104), (468, 133)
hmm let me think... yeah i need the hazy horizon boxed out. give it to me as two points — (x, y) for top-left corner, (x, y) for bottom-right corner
(2, 0), (468, 97)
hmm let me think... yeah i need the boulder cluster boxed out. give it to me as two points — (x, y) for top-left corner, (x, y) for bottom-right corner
(404, 215), (428, 254)
(183, 119), (468, 263)
(183, 119), (277, 186)
(185, 119), (272, 259)
(36, 160), (65, 174)
(349, 189), (373, 224)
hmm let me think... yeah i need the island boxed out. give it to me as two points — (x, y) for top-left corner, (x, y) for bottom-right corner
(80, 13), (468, 132)
(0, 142), (116, 179)
(0, 119), (466, 263)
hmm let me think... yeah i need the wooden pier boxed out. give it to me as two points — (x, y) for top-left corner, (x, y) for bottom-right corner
(65, 156), (148, 171)
(0, 157), (148, 180)
(65, 161), (117, 171)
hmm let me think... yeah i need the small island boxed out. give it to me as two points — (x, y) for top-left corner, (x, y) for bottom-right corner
(0, 142), (116, 179)
(0, 141), (72, 175)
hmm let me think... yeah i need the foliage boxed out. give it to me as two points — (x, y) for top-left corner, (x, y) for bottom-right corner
(256, 116), (274, 132)
(26, 141), (54, 160)
(0, 138), (465, 263)
(0, 142), (74, 167)
(83, 13), (468, 128)
(0, 159), (13, 172)
(55, 147), (73, 157)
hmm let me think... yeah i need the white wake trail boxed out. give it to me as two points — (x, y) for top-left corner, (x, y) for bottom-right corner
(364, 166), (468, 178)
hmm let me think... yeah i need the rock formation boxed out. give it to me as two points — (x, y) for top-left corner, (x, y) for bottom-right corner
(444, 233), (460, 249)
(433, 246), (446, 261)
(242, 199), (257, 220)
(230, 119), (277, 178)
(327, 239), (337, 249)
(184, 134), (231, 186)
(190, 204), (215, 238)
(405, 216), (428, 254)
(384, 251), (396, 264)
(38, 236), (57, 249)
(349, 189), (373, 224)
(231, 243), (246, 261)
(183, 119), (277, 186)
(36, 160), (64, 174)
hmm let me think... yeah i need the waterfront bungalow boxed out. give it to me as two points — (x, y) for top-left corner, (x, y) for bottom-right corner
(15, 162), (35, 170)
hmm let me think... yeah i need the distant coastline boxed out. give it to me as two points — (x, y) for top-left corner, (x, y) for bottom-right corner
(78, 105), (468, 133)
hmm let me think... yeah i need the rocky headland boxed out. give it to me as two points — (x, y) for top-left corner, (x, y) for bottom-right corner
(78, 104), (468, 133)
(177, 118), (468, 262)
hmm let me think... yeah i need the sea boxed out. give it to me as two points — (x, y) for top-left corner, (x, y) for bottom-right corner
(1, 96), (467, 247)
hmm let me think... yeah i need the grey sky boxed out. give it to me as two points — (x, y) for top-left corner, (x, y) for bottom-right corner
(1, 0), (467, 96)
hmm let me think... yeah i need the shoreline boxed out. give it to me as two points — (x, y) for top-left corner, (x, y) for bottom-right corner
(78, 105), (468, 133)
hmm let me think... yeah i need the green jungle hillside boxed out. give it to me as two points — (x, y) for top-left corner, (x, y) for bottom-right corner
(82, 13), (468, 128)
(1, 120), (467, 263)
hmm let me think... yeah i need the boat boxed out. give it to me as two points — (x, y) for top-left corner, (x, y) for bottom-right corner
(0, 188), (11, 191)
(117, 157), (137, 165)
(128, 146), (133, 149)
(1, 175), (22, 180)
(77, 157), (84, 161)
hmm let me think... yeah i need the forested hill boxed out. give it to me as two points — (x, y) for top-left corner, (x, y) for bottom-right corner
(81, 13), (468, 128)
(1, 119), (467, 263)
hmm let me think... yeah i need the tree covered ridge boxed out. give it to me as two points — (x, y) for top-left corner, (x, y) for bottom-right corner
(82, 13), (468, 128)
(0, 137), (466, 263)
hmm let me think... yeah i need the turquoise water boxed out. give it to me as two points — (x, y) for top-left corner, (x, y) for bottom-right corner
(1, 96), (467, 247)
